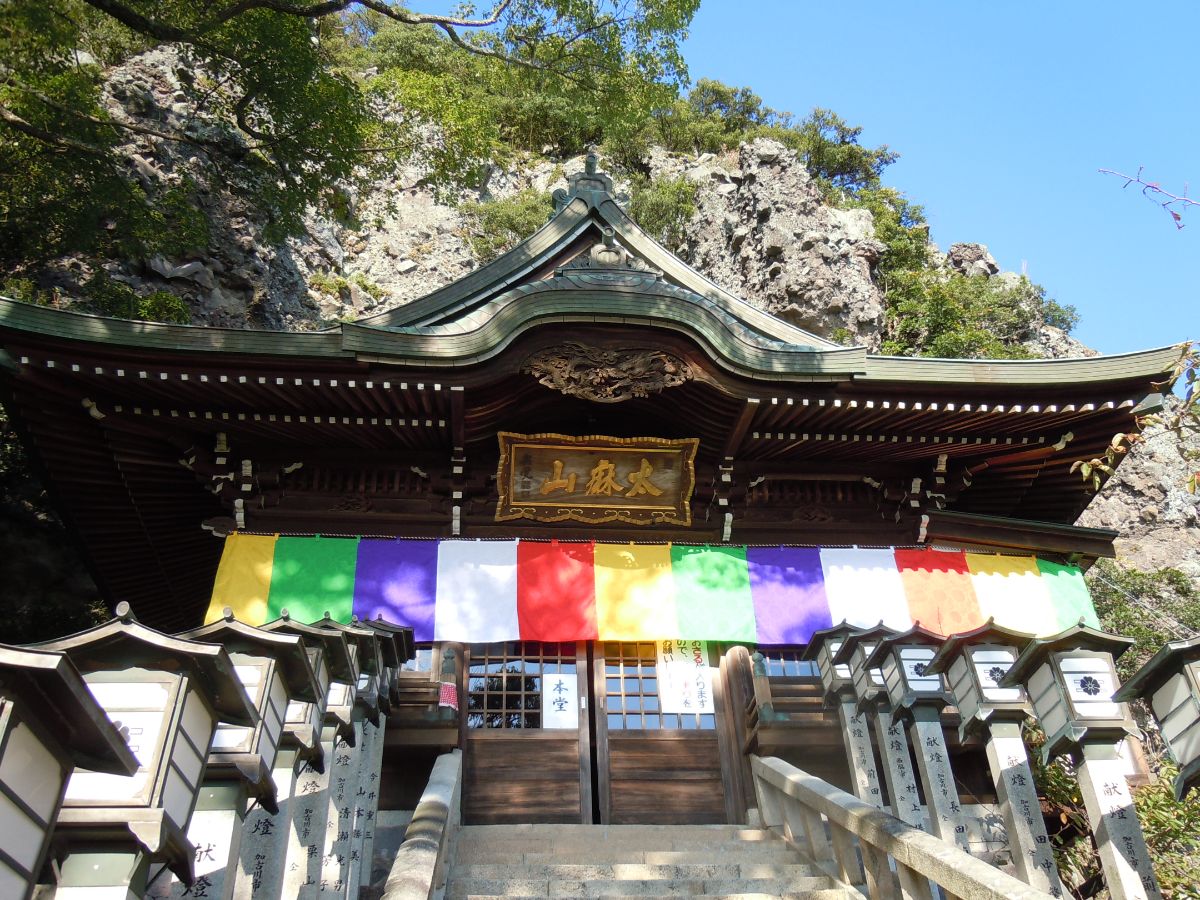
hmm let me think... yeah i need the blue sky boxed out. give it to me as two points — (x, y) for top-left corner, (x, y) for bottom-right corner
(678, 1), (1197, 356)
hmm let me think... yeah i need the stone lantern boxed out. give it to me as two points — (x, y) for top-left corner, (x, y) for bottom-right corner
(801, 621), (859, 702)
(860, 624), (965, 849)
(260, 611), (357, 760)
(358, 615), (416, 710)
(926, 619), (1034, 740)
(925, 620), (1062, 895)
(144, 612), (321, 898)
(799, 622), (885, 809)
(0, 644), (137, 900)
(313, 613), (383, 727)
(1002, 622), (1160, 900)
(1114, 635), (1200, 801)
(862, 623), (953, 719)
(257, 612), (363, 898)
(178, 610), (320, 812)
(830, 622), (898, 714)
(37, 603), (257, 896)
(1000, 622), (1138, 762)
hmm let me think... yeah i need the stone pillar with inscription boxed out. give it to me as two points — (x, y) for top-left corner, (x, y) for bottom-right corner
(798, 625), (887, 809)
(353, 715), (388, 893)
(872, 716), (925, 827)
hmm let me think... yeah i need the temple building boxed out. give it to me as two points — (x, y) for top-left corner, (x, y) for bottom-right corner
(0, 157), (1183, 898)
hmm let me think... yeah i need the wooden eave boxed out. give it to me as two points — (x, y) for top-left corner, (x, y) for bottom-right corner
(0, 167), (1185, 632)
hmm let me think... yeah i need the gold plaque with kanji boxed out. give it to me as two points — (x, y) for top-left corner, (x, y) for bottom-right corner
(495, 432), (698, 525)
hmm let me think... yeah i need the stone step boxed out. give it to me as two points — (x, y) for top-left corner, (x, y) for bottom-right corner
(454, 835), (788, 852)
(461, 893), (848, 900)
(456, 850), (807, 866)
(451, 863), (823, 881)
(451, 883), (844, 900)
(446, 877), (841, 898)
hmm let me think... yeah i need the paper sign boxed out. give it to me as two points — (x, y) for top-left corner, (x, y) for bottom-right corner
(541, 674), (578, 729)
(657, 639), (715, 715)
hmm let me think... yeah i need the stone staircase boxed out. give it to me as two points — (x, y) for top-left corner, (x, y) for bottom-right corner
(442, 823), (853, 899)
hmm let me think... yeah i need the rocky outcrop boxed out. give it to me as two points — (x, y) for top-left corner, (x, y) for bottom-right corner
(1078, 402), (1200, 580)
(648, 140), (887, 348)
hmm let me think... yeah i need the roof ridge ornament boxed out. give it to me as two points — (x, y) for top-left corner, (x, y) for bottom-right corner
(553, 148), (615, 211)
(558, 226), (662, 287)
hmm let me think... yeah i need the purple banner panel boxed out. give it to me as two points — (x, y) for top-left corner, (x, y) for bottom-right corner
(747, 547), (832, 644)
(353, 539), (438, 641)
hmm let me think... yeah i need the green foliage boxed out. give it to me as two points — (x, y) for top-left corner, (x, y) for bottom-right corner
(881, 271), (1042, 359)
(639, 82), (896, 195)
(460, 189), (554, 262)
(80, 271), (190, 323)
(1132, 758), (1200, 898)
(628, 175), (697, 248)
(1042, 297), (1080, 332)
(1, 0), (697, 266)
(844, 187), (929, 276)
(1088, 560), (1200, 681)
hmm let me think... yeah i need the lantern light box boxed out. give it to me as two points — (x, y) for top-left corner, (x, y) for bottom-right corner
(260, 611), (357, 762)
(1115, 635), (1200, 800)
(315, 614), (384, 726)
(177, 610), (320, 812)
(0, 644), (137, 900)
(356, 615), (416, 711)
(925, 619), (1036, 740)
(37, 603), (257, 886)
(861, 623), (953, 719)
(1001, 621), (1138, 762)
(831, 622), (899, 712)
(801, 621), (861, 700)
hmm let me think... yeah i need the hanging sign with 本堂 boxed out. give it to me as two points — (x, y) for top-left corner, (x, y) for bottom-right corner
(494, 432), (698, 526)
(657, 639), (715, 715)
(540, 672), (579, 729)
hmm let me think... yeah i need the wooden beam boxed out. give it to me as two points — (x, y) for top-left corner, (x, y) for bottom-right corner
(723, 398), (760, 459)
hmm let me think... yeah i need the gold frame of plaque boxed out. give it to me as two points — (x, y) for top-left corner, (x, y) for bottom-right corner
(495, 432), (699, 526)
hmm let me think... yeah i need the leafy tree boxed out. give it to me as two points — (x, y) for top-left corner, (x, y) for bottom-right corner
(1, 0), (698, 270)
(628, 174), (697, 249)
(460, 188), (554, 262)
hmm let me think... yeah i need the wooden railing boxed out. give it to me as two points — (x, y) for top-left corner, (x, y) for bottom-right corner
(750, 755), (1054, 900)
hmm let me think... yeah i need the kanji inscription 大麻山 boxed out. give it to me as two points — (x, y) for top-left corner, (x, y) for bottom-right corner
(495, 432), (698, 525)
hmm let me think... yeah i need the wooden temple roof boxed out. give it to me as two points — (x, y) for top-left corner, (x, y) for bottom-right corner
(0, 159), (1184, 629)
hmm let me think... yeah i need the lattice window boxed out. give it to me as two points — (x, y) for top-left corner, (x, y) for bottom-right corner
(603, 641), (716, 731)
(757, 646), (818, 678)
(466, 642), (577, 729)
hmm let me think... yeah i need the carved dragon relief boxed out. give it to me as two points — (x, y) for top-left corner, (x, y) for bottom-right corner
(523, 342), (694, 403)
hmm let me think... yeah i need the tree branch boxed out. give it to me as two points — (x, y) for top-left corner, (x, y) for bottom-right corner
(0, 102), (111, 156)
(1100, 166), (1199, 229)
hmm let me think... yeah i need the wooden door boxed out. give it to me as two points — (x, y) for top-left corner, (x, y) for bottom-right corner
(592, 641), (733, 824)
(462, 641), (592, 824)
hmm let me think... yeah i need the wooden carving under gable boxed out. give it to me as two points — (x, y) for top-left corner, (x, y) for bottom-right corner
(523, 342), (693, 403)
(495, 432), (698, 526)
